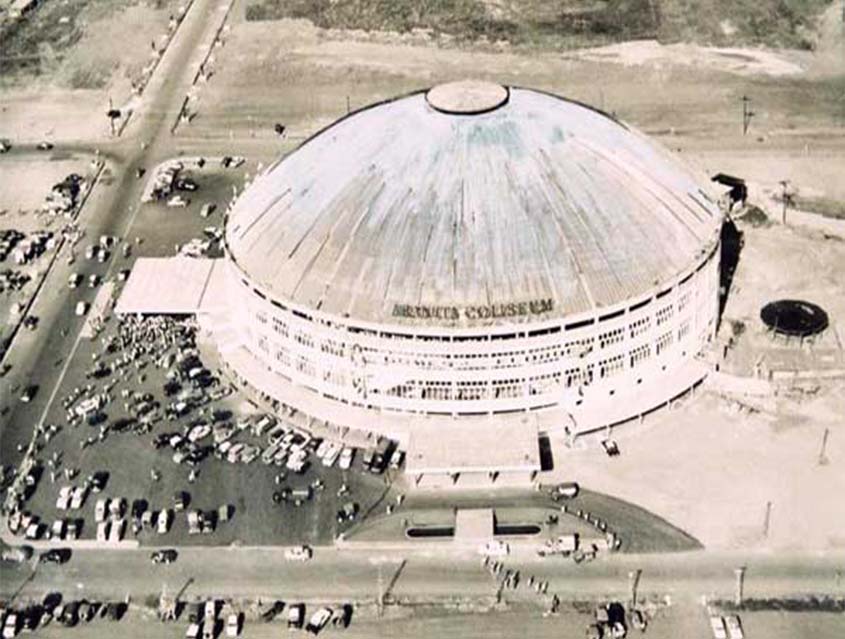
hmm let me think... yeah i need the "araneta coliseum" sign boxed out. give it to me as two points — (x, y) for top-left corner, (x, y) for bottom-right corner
(392, 299), (554, 321)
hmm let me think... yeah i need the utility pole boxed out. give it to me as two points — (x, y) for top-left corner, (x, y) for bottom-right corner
(779, 180), (793, 225)
(740, 95), (754, 135)
(818, 427), (830, 466)
(376, 563), (384, 617)
(734, 566), (746, 607)
(628, 569), (642, 608)
(762, 501), (772, 539)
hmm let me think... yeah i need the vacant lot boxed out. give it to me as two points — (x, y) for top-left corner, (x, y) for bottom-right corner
(0, 0), (182, 87)
(244, 0), (834, 50)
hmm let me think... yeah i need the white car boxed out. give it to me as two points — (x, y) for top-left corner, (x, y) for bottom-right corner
(315, 440), (331, 459)
(478, 540), (509, 557)
(108, 518), (125, 542)
(188, 423), (211, 443)
(51, 519), (65, 540)
(338, 447), (354, 470)
(55, 486), (73, 510)
(88, 274), (99, 288)
(109, 497), (126, 518)
(200, 203), (216, 218)
(70, 486), (87, 510)
(286, 449), (307, 473)
(710, 616), (727, 639)
(157, 509), (172, 534)
(68, 273), (82, 288)
(96, 521), (110, 542)
(225, 613), (240, 638)
(284, 545), (312, 562)
(305, 608), (332, 635)
(322, 443), (341, 468)
(725, 616), (744, 639)
(388, 449), (404, 470)
(3, 613), (19, 639)
(95, 498), (109, 522)
(167, 195), (190, 207)
(75, 301), (89, 316)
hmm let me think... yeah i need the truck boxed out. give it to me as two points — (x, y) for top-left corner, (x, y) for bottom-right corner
(75, 395), (105, 418)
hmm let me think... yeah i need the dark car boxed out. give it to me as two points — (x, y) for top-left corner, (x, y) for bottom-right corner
(60, 600), (80, 626)
(39, 548), (71, 564)
(20, 384), (38, 403)
(150, 549), (178, 564)
(175, 178), (198, 192)
(88, 471), (109, 492)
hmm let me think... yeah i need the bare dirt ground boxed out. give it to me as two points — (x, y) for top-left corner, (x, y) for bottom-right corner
(0, 0), (183, 144)
(0, 156), (90, 216)
(544, 208), (845, 553)
(179, 6), (844, 208)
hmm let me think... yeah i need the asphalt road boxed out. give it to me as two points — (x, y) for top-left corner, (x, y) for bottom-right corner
(0, 0), (231, 470)
(2, 547), (844, 605)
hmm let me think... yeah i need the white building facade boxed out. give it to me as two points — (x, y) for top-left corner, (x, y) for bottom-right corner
(220, 81), (723, 437)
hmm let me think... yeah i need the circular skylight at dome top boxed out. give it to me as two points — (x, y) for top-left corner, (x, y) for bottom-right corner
(425, 80), (509, 115)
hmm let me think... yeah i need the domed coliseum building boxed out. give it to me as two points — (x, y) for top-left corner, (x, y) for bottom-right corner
(216, 81), (723, 460)
(120, 81), (723, 482)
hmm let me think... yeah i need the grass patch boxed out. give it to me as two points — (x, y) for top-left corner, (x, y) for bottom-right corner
(244, 0), (833, 50)
(793, 195), (845, 220)
(0, 0), (167, 85)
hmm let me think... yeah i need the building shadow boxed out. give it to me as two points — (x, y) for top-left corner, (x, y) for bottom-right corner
(538, 435), (554, 471)
(718, 217), (744, 323)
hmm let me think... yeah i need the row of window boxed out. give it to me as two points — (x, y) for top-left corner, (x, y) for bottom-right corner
(262, 321), (692, 404)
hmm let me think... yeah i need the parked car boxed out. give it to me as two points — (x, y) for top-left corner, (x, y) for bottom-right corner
(284, 545), (312, 562)
(157, 509), (172, 534)
(75, 301), (89, 316)
(725, 616), (744, 639)
(287, 604), (304, 630)
(552, 482), (580, 500)
(338, 447), (354, 470)
(39, 548), (71, 565)
(305, 608), (332, 635)
(225, 612), (241, 637)
(709, 616), (727, 639)
(150, 549), (178, 564)
(1, 545), (33, 563)
(167, 195), (190, 208)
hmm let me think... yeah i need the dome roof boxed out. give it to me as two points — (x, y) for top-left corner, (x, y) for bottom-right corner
(225, 82), (722, 329)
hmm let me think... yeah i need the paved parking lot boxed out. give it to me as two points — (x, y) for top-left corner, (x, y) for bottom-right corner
(2, 160), (394, 549)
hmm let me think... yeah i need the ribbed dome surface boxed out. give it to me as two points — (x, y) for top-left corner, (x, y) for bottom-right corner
(225, 85), (722, 327)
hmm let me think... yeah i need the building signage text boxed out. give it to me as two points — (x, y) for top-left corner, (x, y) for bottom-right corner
(392, 298), (554, 321)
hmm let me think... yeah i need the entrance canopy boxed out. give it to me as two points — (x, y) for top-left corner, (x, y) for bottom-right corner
(115, 257), (223, 315)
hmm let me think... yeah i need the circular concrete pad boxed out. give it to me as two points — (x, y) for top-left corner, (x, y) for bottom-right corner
(426, 80), (509, 115)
